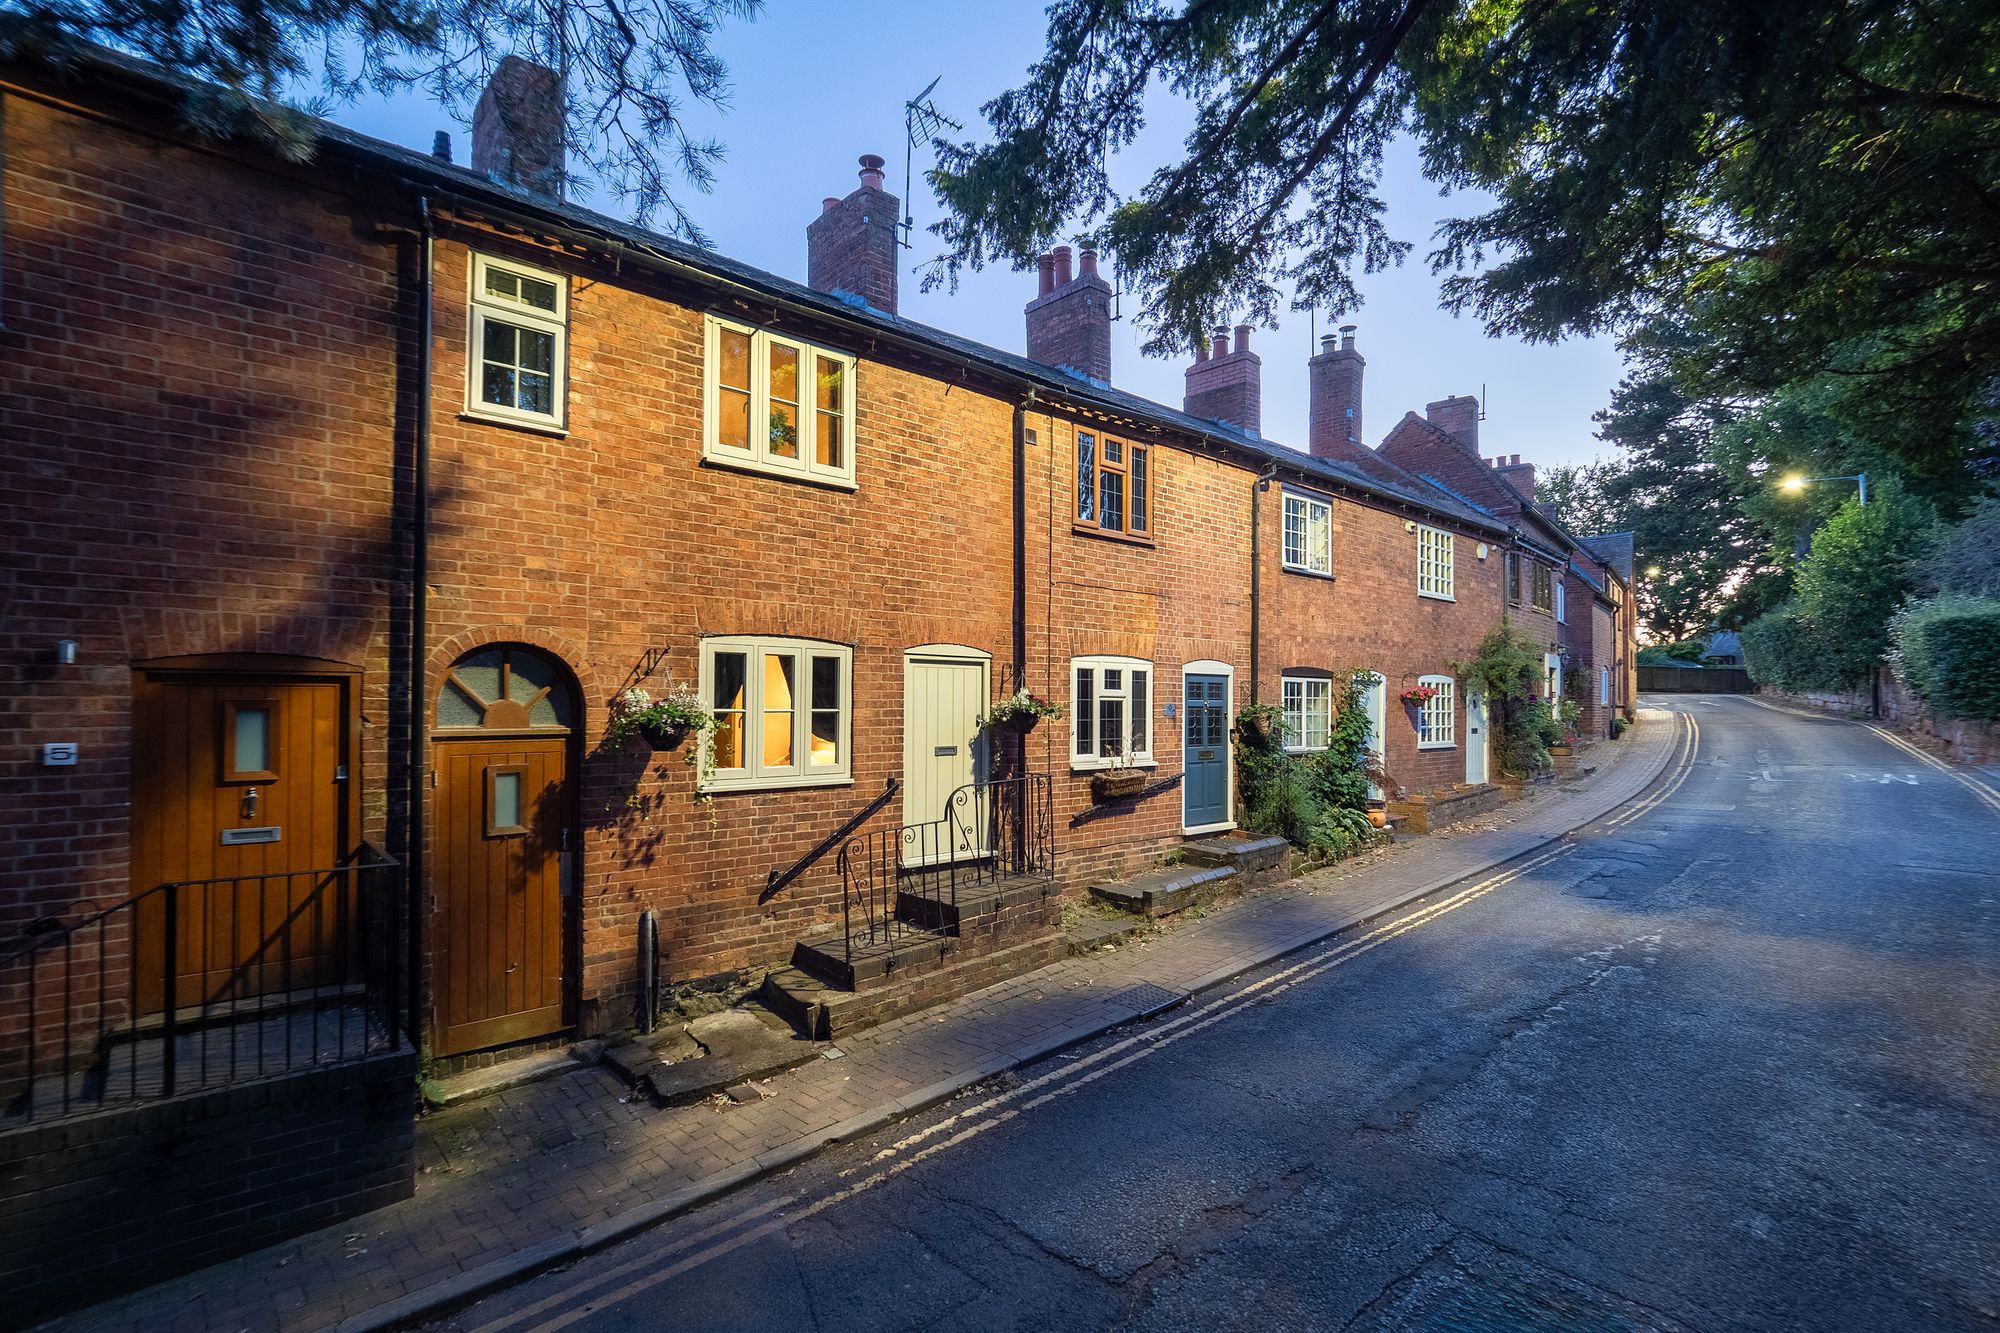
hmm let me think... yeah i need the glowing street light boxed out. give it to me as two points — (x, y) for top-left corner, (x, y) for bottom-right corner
(1778, 472), (1868, 505)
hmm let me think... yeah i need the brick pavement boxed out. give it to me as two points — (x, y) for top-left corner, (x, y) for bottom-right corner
(39, 709), (1683, 1333)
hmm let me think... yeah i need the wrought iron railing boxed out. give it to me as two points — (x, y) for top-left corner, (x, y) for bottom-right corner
(762, 776), (900, 904)
(1, 847), (405, 1123)
(835, 775), (1055, 967)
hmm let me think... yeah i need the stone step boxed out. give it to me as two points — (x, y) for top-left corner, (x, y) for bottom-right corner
(1089, 863), (1238, 918)
(1178, 833), (1290, 883)
(789, 926), (955, 992)
(1065, 915), (1146, 953)
(895, 871), (1055, 932)
(765, 934), (1069, 1041)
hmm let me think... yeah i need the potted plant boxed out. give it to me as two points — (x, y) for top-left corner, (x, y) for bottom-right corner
(983, 688), (1065, 734)
(1090, 757), (1147, 803)
(1236, 702), (1284, 746)
(607, 683), (712, 753)
(1548, 699), (1582, 755)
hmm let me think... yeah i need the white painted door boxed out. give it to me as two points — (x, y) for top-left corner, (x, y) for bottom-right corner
(903, 649), (990, 865)
(1358, 672), (1388, 799)
(1465, 688), (1490, 785)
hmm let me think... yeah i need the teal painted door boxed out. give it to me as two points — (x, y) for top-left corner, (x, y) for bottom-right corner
(1183, 675), (1230, 829)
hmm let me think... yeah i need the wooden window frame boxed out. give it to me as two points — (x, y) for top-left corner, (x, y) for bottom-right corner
(220, 698), (281, 783)
(702, 315), (858, 490)
(1069, 656), (1156, 770)
(464, 253), (568, 432)
(1417, 525), (1456, 600)
(699, 636), (853, 793)
(1531, 561), (1555, 613)
(1074, 430), (1154, 543)
(1506, 551), (1523, 606)
(1280, 674), (1333, 752)
(1282, 491), (1334, 577)
(1417, 675), (1457, 750)
(485, 763), (529, 837)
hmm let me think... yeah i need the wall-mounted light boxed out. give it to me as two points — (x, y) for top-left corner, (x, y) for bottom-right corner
(54, 640), (78, 666)
(1404, 520), (1417, 533)
(1476, 543), (1489, 560)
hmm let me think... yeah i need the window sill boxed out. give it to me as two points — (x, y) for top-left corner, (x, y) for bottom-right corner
(701, 451), (859, 492)
(1071, 522), (1156, 548)
(1418, 591), (1457, 603)
(1417, 742), (1457, 751)
(1068, 758), (1159, 774)
(459, 409), (568, 438)
(699, 772), (856, 795)
(1282, 564), (1336, 581)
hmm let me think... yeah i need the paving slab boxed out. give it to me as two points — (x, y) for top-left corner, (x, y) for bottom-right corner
(37, 713), (1681, 1333)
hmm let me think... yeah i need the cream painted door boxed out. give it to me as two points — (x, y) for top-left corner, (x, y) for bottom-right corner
(1358, 672), (1388, 800)
(903, 650), (990, 866)
(1465, 688), (1490, 786)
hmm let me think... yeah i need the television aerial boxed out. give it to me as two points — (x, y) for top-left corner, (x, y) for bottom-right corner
(901, 76), (961, 250)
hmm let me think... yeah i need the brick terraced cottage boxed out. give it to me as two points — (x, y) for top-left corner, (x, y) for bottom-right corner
(0, 45), (1623, 1315)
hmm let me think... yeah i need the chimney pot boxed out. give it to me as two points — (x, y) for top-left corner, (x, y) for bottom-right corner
(432, 130), (453, 162)
(1340, 323), (1357, 351)
(1211, 330), (1229, 359)
(1321, 334), (1338, 351)
(858, 153), (886, 188)
(1185, 316), (1262, 434)
(1195, 339), (1209, 363)
(1233, 324), (1252, 354)
(1080, 249), (1099, 277)
(1026, 243), (1112, 381)
(1036, 254), (1056, 296)
(1053, 245), (1073, 286)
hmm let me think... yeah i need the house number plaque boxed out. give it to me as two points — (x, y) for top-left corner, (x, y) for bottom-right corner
(221, 826), (282, 845)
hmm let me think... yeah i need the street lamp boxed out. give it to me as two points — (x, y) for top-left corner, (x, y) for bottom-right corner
(1779, 472), (1868, 506)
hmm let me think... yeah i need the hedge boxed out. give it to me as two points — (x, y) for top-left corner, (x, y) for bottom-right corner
(1741, 604), (1863, 693)
(1889, 594), (2000, 721)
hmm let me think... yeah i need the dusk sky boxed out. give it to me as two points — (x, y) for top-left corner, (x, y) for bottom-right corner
(327, 0), (1628, 469)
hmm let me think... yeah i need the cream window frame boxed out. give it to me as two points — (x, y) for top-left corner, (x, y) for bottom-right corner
(1282, 492), (1333, 576)
(465, 253), (568, 430)
(1280, 675), (1333, 752)
(702, 315), (858, 489)
(1069, 656), (1156, 770)
(1417, 526), (1456, 600)
(699, 636), (853, 792)
(1554, 579), (1567, 624)
(1417, 674), (1457, 749)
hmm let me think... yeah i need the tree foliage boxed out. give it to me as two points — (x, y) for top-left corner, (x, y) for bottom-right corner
(0, 0), (759, 236)
(1890, 595), (2000, 721)
(934, 2), (2000, 465)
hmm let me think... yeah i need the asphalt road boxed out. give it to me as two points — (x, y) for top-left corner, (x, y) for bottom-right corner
(437, 698), (2000, 1333)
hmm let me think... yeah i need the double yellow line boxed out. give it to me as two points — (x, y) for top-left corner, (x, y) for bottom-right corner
(473, 842), (1583, 1333)
(1602, 710), (1700, 830)
(1867, 722), (2000, 819)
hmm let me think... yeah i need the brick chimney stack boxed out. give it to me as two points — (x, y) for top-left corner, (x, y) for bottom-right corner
(1493, 453), (1537, 500)
(807, 154), (899, 314)
(1025, 245), (1113, 383)
(472, 56), (566, 197)
(1308, 324), (1365, 458)
(1183, 323), (1261, 435)
(1425, 394), (1481, 452)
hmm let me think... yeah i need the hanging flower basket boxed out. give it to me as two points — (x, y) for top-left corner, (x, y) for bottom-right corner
(607, 684), (712, 755)
(640, 718), (692, 750)
(1090, 770), (1147, 803)
(1399, 684), (1438, 708)
(983, 689), (1065, 733)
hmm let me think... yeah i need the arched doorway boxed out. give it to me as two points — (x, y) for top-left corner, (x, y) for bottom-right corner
(431, 644), (578, 1055)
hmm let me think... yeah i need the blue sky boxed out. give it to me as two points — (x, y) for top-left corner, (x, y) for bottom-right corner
(329, 1), (1626, 469)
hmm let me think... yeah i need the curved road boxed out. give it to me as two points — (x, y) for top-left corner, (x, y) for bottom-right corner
(438, 698), (2000, 1333)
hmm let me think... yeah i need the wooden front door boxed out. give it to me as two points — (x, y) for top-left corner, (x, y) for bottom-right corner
(432, 645), (576, 1056)
(130, 666), (354, 1013)
(902, 648), (990, 865)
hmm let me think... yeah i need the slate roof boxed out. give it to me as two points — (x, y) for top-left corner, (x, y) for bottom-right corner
(1579, 532), (1637, 583)
(21, 43), (1511, 537)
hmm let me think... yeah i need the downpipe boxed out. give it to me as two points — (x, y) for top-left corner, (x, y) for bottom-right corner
(1247, 461), (1277, 706)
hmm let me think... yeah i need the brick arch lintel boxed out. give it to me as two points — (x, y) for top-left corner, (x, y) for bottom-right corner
(429, 625), (600, 726)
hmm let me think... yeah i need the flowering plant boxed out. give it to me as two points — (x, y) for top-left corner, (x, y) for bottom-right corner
(1399, 684), (1438, 706)
(605, 683), (713, 754)
(982, 688), (1067, 727)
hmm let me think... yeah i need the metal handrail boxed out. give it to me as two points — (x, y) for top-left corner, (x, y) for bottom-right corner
(761, 777), (900, 904)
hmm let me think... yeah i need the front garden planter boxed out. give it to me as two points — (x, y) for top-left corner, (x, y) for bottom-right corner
(1090, 770), (1147, 803)
(1547, 743), (1573, 758)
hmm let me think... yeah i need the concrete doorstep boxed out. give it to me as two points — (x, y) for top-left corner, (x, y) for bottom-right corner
(69, 711), (1685, 1333)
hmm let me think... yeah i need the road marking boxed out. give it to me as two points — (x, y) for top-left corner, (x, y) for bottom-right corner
(465, 843), (1583, 1333)
(1604, 713), (1699, 829)
(1866, 725), (2000, 818)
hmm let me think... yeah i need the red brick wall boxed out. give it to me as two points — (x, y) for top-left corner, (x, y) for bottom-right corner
(1255, 481), (1504, 795)
(422, 230), (1018, 1027)
(0, 91), (403, 1068)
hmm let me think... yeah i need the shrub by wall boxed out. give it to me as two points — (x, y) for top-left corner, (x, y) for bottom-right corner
(1890, 594), (2000, 721)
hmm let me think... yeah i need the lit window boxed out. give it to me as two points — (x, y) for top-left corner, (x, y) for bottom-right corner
(1417, 526), (1455, 599)
(1417, 675), (1456, 748)
(467, 254), (567, 428)
(1282, 493), (1333, 576)
(1070, 657), (1154, 767)
(1075, 431), (1151, 538)
(703, 316), (857, 487)
(700, 637), (852, 791)
(1281, 676), (1332, 751)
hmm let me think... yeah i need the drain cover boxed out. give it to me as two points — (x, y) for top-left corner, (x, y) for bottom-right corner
(1109, 983), (1185, 1019)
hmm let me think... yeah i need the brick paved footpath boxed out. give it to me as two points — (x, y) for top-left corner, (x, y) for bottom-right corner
(42, 708), (1685, 1333)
